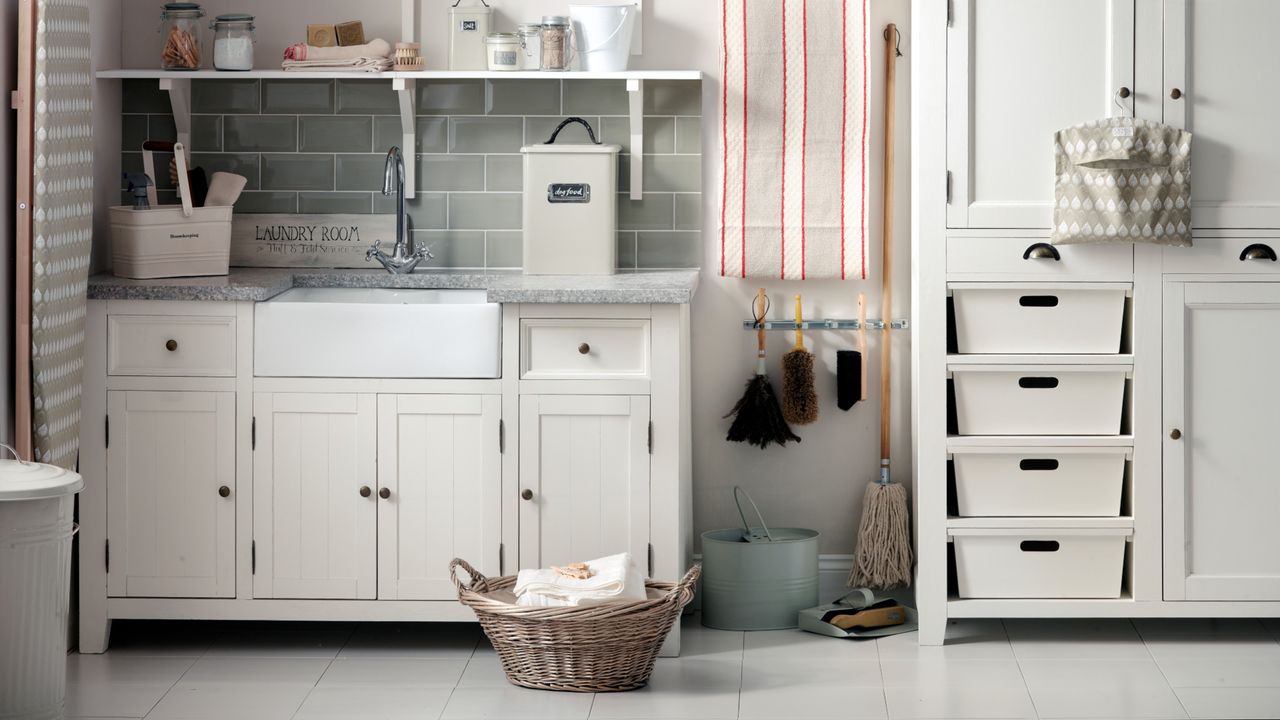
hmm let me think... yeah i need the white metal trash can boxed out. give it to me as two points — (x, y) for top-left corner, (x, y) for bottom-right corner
(0, 444), (84, 720)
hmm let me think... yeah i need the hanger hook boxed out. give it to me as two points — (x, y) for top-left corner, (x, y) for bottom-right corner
(750, 293), (771, 328)
(884, 25), (903, 57)
(1113, 87), (1131, 111)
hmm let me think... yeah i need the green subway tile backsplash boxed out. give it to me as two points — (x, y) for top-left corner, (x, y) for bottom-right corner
(120, 77), (702, 271)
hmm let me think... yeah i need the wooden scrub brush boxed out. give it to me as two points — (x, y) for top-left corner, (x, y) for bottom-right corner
(394, 42), (425, 72)
(782, 294), (818, 425)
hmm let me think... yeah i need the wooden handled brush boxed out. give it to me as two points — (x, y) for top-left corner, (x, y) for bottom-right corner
(782, 294), (818, 425)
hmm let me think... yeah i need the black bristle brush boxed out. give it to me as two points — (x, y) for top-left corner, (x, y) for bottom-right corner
(725, 289), (801, 448)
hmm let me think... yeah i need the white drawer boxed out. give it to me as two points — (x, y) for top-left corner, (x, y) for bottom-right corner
(520, 319), (650, 380)
(951, 365), (1128, 436)
(952, 283), (1128, 354)
(948, 237), (1133, 277)
(1163, 238), (1280, 274)
(951, 527), (1129, 599)
(108, 315), (237, 377)
(952, 447), (1128, 517)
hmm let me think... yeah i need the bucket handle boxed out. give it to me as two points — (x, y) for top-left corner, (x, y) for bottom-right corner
(0, 443), (29, 464)
(449, 557), (494, 595)
(544, 116), (601, 145)
(733, 486), (775, 542)
(579, 4), (635, 53)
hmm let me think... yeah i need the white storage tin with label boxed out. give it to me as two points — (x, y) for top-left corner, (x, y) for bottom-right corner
(952, 283), (1129, 354)
(951, 447), (1129, 516)
(951, 365), (1128, 435)
(951, 526), (1130, 598)
(522, 117), (621, 275)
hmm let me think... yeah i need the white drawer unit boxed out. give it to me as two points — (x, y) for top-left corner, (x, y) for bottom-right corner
(951, 365), (1129, 436)
(951, 447), (1129, 517)
(520, 319), (651, 380)
(947, 238), (1134, 278)
(951, 283), (1129, 354)
(107, 314), (237, 377)
(1162, 239), (1280, 275)
(951, 526), (1130, 599)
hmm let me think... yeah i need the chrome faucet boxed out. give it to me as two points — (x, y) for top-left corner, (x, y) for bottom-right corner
(366, 146), (433, 274)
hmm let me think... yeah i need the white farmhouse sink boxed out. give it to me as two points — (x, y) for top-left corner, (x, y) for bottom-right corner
(254, 288), (501, 378)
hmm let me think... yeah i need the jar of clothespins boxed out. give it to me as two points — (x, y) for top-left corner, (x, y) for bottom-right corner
(160, 3), (205, 70)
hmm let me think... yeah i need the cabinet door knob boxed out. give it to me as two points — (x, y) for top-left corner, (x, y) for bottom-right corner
(218, 485), (231, 498)
(359, 486), (372, 498)
(378, 487), (391, 500)
(165, 339), (178, 352)
(1117, 86), (1131, 99)
(578, 343), (591, 355)
(1170, 88), (1183, 100)
(521, 489), (534, 501)
(1170, 428), (1182, 440)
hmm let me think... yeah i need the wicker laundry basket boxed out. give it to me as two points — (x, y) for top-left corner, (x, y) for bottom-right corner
(450, 558), (700, 692)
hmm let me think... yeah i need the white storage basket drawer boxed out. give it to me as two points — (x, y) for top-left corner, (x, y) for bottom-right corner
(951, 365), (1128, 436)
(952, 448), (1129, 517)
(951, 527), (1130, 598)
(951, 283), (1128, 354)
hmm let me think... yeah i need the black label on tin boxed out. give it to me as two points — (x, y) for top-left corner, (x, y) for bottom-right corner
(547, 183), (591, 203)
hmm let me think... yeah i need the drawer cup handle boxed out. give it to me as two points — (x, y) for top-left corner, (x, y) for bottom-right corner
(1019, 458), (1059, 471)
(578, 343), (591, 355)
(1020, 540), (1060, 552)
(1239, 244), (1278, 262)
(1022, 243), (1061, 261)
(1018, 377), (1059, 389)
(218, 485), (231, 498)
(378, 487), (391, 500)
(359, 486), (372, 498)
(165, 339), (178, 352)
(1019, 295), (1059, 308)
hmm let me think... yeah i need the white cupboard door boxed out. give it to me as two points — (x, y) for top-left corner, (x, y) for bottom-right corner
(106, 391), (235, 598)
(377, 394), (501, 600)
(1163, 0), (1280, 228)
(947, 0), (1135, 228)
(253, 393), (377, 600)
(519, 395), (650, 571)
(1164, 282), (1280, 600)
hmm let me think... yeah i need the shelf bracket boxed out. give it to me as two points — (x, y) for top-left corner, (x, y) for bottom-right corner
(393, 77), (417, 199)
(627, 78), (644, 200)
(158, 77), (192, 162)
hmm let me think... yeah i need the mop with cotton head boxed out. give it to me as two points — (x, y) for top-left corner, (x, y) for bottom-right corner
(850, 24), (913, 590)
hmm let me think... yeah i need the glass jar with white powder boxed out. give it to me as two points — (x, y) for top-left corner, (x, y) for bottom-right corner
(210, 14), (254, 71)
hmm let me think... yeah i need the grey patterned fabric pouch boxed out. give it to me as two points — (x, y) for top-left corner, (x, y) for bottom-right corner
(1052, 118), (1192, 247)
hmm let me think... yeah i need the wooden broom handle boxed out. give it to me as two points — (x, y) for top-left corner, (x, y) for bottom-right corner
(756, 288), (767, 354)
(880, 24), (898, 464)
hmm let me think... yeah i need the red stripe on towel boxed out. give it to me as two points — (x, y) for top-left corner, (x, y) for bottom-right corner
(859, 0), (868, 279)
(740, 0), (749, 277)
(839, 0), (848, 280)
(800, 0), (809, 280)
(719, 0), (729, 277)
(779, 0), (788, 279)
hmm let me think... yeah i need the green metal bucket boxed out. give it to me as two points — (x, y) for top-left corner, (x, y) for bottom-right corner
(700, 487), (819, 631)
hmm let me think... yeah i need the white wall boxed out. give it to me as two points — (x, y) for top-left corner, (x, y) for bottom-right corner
(116, 0), (912, 555)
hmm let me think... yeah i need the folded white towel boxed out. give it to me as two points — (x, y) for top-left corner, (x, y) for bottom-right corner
(282, 57), (393, 73)
(514, 553), (647, 607)
(283, 38), (392, 62)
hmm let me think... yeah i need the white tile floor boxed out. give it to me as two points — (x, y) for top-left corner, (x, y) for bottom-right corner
(64, 615), (1280, 720)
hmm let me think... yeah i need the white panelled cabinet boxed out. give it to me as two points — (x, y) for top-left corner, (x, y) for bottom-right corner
(77, 298), (692, 656)
(1163, 282), (1280, 601)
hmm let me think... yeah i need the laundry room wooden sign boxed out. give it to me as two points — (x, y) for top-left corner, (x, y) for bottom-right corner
(230, 214), (396, 267)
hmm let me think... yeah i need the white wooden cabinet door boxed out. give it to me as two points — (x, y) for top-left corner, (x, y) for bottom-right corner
(377, 394), (502, 600)
(253, 393), (377, 600)
(1163, 0), (1280, 228)
(519, 395), (650, 570)
(947, 0), (1135, 228)
(1164, 282), (1280, 600)
(106, 391), (235, 598)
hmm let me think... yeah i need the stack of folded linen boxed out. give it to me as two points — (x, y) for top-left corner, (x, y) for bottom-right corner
(282, 38), (393, 72)
(514, 552), (647, 607)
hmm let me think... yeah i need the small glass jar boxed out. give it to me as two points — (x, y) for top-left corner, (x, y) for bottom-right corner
(484, 32), (521, 71)
(210, 14), (255, 71)
(159, 2), (205, 70)
(517, 23), (543, 71)
(539, 16), (573, 71)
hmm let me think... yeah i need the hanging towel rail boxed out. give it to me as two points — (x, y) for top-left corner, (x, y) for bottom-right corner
(743, 319), (910, 331)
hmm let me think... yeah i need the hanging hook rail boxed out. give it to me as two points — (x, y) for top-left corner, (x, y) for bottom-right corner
(743, 319), (910, 331)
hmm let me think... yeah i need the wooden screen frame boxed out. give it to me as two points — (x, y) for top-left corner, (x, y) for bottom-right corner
(13, 0), (35, 459)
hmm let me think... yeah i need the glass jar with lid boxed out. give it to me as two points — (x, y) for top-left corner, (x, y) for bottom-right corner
(539, 16), (574, 71)
(160, 3), (205, 70)
(517, 23), (542, 71)
(210, 14), (255, 71)
(484, 32), (521, 71)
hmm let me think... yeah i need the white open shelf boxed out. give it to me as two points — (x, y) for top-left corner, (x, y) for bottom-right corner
(945, 516), (1135, 530)
(97, 68), (703, 200)
(946, 435), (1136, 449)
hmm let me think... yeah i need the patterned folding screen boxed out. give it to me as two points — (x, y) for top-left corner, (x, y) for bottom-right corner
(30, 0), (93, 468)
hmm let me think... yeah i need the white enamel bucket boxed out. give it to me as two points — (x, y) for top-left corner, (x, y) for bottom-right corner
(570, 4), (638, 72)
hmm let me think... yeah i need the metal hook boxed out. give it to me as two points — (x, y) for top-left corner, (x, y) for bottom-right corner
(1113, 86), (1132, 112)
(884, 25), (903, 57)
(750, 293), (771, 328)
(451, 0), (490, 7)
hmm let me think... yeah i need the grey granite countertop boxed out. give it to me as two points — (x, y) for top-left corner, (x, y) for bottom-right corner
(87, 268), (701, 304)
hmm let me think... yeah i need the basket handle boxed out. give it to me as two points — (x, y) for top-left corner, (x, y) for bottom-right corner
(661, 564), (702, 605)
(173, 143), (194, 218)
(733, 486), (774, 542)
(449, 558), (492, 595)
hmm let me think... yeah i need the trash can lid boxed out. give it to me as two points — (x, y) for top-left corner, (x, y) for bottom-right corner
(0, 444), (84, 501)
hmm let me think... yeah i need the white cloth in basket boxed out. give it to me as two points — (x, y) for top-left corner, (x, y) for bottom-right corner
(514, 553), (646, 607)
